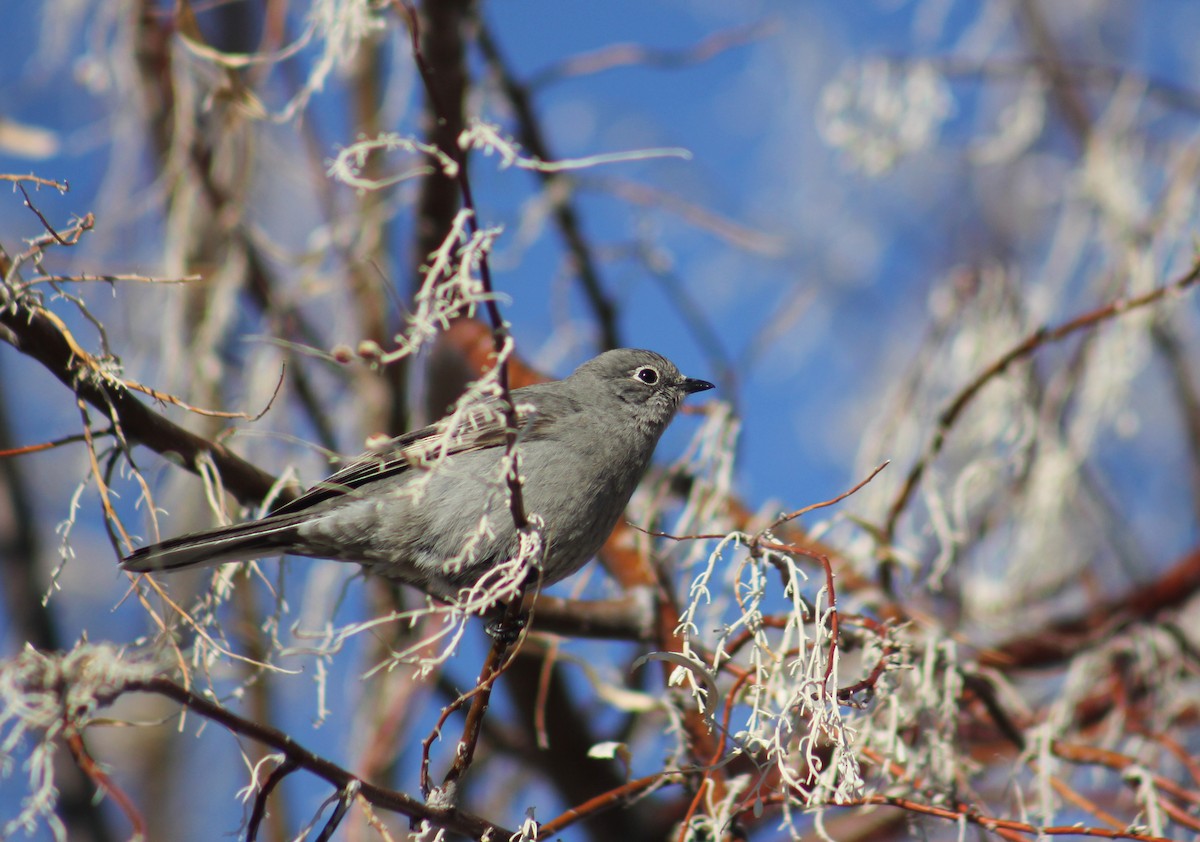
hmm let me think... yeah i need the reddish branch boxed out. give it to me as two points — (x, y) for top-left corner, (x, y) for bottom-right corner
(419, 602), (528, 801)
(745, 744), (1184, 842)
(1053, 742), (1200, 822)
(676, 669), (758, 841)
(538, 772), (676, 837)
(981, 548), (1200, 670)
(65, 732), (146, 839)
(839, 794), (1175, 842)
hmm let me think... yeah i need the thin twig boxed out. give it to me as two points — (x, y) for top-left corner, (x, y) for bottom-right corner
(1, 173), (69, 191)
(527, 20), (778, 89)
(0, 427), (113, 459)
(16, 182), (74, 246)
(248, 758), (300, 842)
(765, 461), (890, 533)
(65, 732), (146, 839)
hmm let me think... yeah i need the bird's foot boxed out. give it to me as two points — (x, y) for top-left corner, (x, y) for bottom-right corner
(484, 613), (527, 645)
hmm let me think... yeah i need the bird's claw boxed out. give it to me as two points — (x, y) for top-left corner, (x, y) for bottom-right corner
(485, 614), (526, 644)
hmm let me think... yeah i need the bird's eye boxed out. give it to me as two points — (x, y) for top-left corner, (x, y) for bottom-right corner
(635, 366), (660, 385)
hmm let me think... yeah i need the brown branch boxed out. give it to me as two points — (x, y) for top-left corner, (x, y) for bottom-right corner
(746, 744), (1181, 842)
(1045, 774), (1126, 831)
(766, 461), (889, 534)
(428, 591), (537, 805)
(882, 256), (1200, 587)
(395, 3), (554, 811)
(650, 576), (729, 820)
(496, 638), (665, 841)
(112, 677), (513, 839)
(0, 268), (293, 511)
(677, 669), (757, 841)
(758, 541), (841, 687)
(315, 786), (355, 841)
(1052, 741), (1200, 811)
(119, 366), (285, 421)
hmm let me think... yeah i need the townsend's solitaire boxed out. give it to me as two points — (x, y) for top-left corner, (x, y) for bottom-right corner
(121, 349), (713, 601)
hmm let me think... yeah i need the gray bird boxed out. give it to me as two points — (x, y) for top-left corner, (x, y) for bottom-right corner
(121, 349), (713, 602)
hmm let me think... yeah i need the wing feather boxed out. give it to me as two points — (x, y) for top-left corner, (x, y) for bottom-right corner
(269, 397), (547, 516)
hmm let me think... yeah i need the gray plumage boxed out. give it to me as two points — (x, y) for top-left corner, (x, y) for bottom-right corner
(121, 349), (713, 601)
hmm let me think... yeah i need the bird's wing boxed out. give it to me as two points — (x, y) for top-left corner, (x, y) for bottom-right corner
(269, 396), (554, 516)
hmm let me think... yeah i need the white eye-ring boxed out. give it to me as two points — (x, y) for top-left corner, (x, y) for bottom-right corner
(634, 366), (660, 385)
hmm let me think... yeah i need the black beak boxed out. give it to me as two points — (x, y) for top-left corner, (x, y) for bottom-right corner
(680, 377), (715, 395)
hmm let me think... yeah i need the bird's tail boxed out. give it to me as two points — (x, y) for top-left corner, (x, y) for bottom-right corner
(121, 514), (309, 574)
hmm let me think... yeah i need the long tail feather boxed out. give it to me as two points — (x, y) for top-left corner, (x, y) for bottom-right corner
(121, 515), (307, 573)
